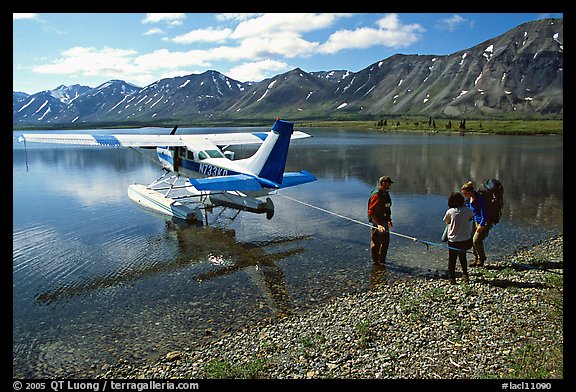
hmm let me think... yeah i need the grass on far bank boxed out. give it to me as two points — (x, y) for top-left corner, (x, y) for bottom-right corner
(296, 118), (563, 135)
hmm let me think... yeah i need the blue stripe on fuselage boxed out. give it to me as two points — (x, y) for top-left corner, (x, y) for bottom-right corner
(94, 135), (121, 146)
(156, 149), (242, 178)
(156, 149), (172, 164)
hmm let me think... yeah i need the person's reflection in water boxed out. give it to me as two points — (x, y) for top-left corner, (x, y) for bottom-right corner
(369, 262), (388, 289)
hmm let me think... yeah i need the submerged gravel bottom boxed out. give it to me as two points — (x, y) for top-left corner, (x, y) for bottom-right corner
(98, 235), (563, 379)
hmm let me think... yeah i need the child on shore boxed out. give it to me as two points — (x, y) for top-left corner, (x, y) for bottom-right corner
(443, 192), (473, 284)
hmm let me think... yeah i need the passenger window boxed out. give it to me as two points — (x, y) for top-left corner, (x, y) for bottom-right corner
(179, 148), (186, 158)
(198, 151), (208, 160)
(186, 150), (194, 160)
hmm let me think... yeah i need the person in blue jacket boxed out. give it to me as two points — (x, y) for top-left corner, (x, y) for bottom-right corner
(461, 181), (490, 266)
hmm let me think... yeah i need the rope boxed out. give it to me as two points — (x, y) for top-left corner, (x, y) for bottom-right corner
(281, 194), (446, 248)
(280, 194), (562, 275)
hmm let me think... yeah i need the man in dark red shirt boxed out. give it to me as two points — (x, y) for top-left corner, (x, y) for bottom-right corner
(368, 176), (394, 265)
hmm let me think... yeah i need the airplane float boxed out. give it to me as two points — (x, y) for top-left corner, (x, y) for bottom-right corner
(17, 118), (316, 223)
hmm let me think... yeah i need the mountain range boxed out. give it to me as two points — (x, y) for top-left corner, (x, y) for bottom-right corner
(13, 18), (563, 127)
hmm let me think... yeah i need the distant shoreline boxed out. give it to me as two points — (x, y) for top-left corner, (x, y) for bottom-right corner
(295, 118), (563, 135)
(13, 118), (563, 135)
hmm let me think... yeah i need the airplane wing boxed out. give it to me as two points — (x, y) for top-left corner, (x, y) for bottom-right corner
(17, 133), (183, 147)
(186, 131), (311, 148)
(18, 130), (312, 148)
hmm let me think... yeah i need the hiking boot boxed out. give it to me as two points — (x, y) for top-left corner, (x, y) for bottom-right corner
(461, 274), (469, 283)
(470, 258), (480, 267)
(449, 277), (457, 285)
(476, 259), (485, 267)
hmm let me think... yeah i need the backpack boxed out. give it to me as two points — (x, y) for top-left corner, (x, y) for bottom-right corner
(477, 179), (504, 228)
(367, 188), (378, 223)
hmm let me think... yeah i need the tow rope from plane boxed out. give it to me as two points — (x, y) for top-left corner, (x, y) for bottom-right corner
(280, 194), (561, 275)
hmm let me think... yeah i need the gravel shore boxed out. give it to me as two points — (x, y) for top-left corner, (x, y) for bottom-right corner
(98, 235), (563, 379)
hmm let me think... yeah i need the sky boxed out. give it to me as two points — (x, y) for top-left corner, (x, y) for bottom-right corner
(13, 12), (563, 95)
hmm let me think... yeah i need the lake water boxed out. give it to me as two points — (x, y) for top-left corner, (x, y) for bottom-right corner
(12, 127), (563, 378)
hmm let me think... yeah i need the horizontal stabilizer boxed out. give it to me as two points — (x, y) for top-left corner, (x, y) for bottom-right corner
(280, 170), (317, 188)
(188, 174), (263, 192)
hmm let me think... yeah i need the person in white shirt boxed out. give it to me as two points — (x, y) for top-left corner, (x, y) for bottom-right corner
(443, 192), (474, 284)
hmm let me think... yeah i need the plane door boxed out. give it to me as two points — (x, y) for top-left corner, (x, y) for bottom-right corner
(173, 147), (181, 173)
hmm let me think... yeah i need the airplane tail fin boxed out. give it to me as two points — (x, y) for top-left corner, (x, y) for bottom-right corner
(239, 119), (294, 185)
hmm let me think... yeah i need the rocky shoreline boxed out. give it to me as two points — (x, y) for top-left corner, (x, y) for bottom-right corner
(98, 235), (563, 379)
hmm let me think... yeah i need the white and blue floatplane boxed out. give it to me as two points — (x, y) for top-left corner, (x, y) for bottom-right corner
(17, 119), (316, 223)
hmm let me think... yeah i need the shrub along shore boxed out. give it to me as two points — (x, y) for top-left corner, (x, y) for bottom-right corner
(97, 235), (563, 380)
(296, 118), (563, 135)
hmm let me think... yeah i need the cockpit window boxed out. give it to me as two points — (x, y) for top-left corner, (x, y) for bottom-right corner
(197, 149), (224, 160)
(205, 150), (225, 158)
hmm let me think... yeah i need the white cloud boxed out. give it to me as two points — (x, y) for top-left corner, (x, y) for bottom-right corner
(31, 45), (215, 85)
(171, 27), (233, 44)
(230, 13), (348, 39)
(135, 49), (211, 70)
(233, 33), (319, 59)
(227, 59), (290, 82)
(13, 13), (39, 20)
(142, 13), (185, 26)
(168, 14), (347, 60)
(319, 13), (424, 54)
(435, 15), (472, 31)
(32, 47), (138, 77)
(215, 13), (263, 22)
(31, 46), (152, 87)
(26, 13), (428, 89)
(144, 28), (164, 36)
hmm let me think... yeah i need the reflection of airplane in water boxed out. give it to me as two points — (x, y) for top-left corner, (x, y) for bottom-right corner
(35, 221), (309, 317)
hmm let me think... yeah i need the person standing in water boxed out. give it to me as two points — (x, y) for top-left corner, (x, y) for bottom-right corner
(368, 176), (394, 265)
(461, 181), (490, 267)
(443, 192), (473, 284)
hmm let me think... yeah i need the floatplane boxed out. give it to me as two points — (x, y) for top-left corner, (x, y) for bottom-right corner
(17, 118), (316, 223)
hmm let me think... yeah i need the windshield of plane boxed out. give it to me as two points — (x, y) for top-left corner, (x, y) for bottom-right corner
(199, 149), (225, 160)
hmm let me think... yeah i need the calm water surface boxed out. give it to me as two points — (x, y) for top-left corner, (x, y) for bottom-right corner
(13, 127), (563, 377)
